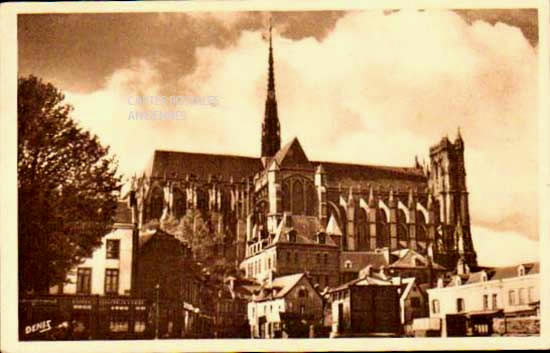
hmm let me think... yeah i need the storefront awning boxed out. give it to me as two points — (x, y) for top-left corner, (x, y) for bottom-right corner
(466, 310), (503, 318)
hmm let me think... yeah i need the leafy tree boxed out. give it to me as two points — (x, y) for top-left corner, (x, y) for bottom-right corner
(18, 75), (121, 293)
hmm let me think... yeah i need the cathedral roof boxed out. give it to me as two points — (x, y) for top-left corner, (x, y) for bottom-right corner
(145, 150), (262, 182)
(144, 143), (427, 189)
(270, 137), (313, 170)
(311, 161), (426, 189)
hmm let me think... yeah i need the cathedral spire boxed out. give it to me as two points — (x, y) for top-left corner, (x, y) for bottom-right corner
(261, 18), (281, 159)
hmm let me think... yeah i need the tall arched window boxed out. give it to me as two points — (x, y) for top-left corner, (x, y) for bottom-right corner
(397, 209), (408, 243)
(306, 184), (317, 216)
(221, 190), (231, 216)
(356, 208), (369, 250)
(416, 210), (427, 242)
(292, 180), (304, 215)
(150, 187), (164, 220)
(282, 180), (291, 212)
(376, 208), (389, 247)
(173, 188), (187, 219)
(196, 188), (208, 211)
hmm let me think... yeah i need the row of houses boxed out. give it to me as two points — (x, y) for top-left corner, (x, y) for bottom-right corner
(245, 261), (540, 339)
(416, 262), (540, 336)
(20, 193), (540, 340)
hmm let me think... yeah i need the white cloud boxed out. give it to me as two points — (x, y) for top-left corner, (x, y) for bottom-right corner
(65, 9), (539, 264)
(472, 225), (539, 267)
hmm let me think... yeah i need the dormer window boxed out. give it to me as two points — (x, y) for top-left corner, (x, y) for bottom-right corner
(481, 271), (487, 282)
(344, 260), (352, 269)
(518, 265), (525, 277)
(288, 230), (297, 243)
(317, 232), (326, 244)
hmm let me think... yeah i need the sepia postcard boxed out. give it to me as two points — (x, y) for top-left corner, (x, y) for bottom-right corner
(1, 0), (549, 352)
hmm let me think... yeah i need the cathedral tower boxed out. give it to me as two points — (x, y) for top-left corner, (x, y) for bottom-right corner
(428, 129), (477, 268)
(261, 23), (281, 162)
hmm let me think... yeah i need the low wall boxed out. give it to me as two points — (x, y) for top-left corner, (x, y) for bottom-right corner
(493, 317), (539, 336)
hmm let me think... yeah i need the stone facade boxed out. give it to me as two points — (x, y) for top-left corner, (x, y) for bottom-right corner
(493, 317), (540, 336)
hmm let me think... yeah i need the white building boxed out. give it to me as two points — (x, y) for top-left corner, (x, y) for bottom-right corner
(50, 200), (137, 296)
(425, 263), (539, 336)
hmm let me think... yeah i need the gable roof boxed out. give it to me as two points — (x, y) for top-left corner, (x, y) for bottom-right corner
(271, 214), (337, 247)
(389, 249), (446, 270)
(271, 273), (306, 298)
(330, 273), (394, 293)
(146, 150), (262, 181)
(253, 273), (318, 302)
(341, 251), (388, 272)
(325, 214), (343, 236)
(271, 137), (312, 169)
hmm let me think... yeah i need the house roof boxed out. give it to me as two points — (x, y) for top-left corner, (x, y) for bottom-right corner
(389, 249), (446, 270)
(138, 228), (187, 249)
(145, 150), (262, 182)
(253, 273), (311, 302)
(340, 251), (388, 272)
(464, 263), (539, 285)
(114, 200), (133, 224)
(329, 274), (394, 293)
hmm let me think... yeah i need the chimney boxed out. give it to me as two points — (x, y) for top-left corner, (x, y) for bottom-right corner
(380, 265), (388, 278)
(427, 253), (434, 288)
(359, 265), (373, 279)
(377, 247), (391, 264)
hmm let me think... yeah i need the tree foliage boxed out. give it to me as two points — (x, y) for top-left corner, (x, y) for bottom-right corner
(18, 75), (121, 293)
(160, 209), (236, 278)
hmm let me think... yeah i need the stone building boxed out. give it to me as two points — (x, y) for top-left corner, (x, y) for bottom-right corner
(130, 26), (477, 282)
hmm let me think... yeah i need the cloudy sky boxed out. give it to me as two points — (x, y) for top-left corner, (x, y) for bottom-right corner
(18, 9), (539, 267)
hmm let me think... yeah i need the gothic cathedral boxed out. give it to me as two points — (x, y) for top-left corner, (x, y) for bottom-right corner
(131, 27), (477, 287)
